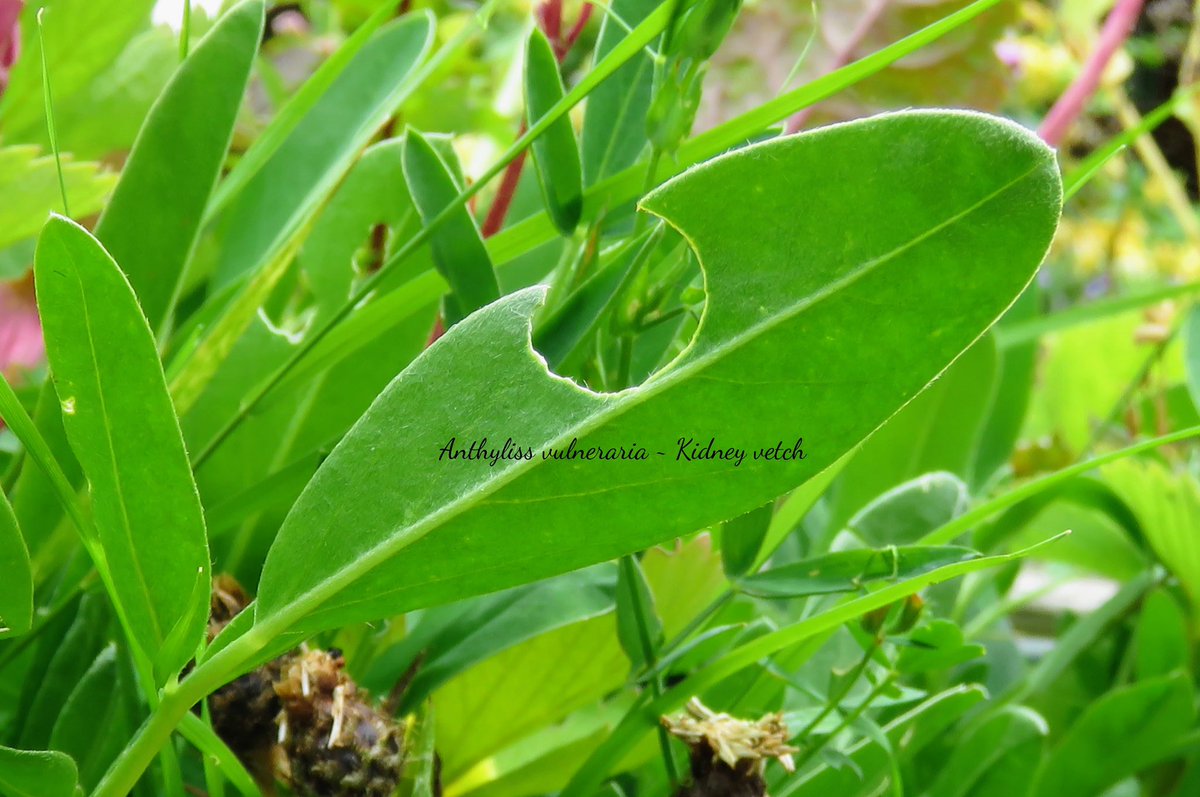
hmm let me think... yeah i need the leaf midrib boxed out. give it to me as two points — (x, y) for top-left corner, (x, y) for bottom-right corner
(257, 160), (1044, 630)
(59, 238), (163, 642)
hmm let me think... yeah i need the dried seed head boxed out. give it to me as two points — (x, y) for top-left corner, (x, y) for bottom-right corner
(273, 649), (404, 797)
(209, 573), (252, 640)
(664, 698), (797, 797)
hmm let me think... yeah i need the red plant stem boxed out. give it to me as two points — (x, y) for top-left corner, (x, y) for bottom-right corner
(787, 0), (892, 134)
(559, 2), (594, 59)
(1038, 0), (1146, 147)
(539, 0), (563, 43)
(481, 124), (530, 237)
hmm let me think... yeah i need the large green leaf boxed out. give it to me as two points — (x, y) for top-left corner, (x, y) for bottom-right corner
(828, 334), (997, 530)
(924, 706), (1047, 797)
(93, 0), (264, 335)
(253, 110), (1060, 642)
(34, 216), (210, 679)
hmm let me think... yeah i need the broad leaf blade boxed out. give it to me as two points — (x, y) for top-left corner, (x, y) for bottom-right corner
(255, 111), (1060, 641)
(94, 0), (264, 334)
(34, 216), (210, 679)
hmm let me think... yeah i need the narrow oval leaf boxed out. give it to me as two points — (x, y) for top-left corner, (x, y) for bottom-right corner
(525, 27), (583, 235)
(0, 745), (79, 797)
(255, 111), (1060, 642)
(0, 484), (33, 636)
(403, 128), (500, 322)
(93, 0), (264, 334)
(737, 545), (979, 599)
(34, 216), (210, 679)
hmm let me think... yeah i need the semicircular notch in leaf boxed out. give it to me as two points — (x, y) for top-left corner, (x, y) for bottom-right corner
(254, 110), (1061, 643)
(34, 216), (211, 680)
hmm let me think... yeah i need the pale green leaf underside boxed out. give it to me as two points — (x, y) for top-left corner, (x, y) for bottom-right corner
(256, 110), (1061, 640)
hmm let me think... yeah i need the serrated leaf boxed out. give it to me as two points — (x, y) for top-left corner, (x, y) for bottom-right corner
(0, 0), (156, 144)
(34, 216), (210, 680)
(0, 146), (115, 251)
(254, 110), (1060, 646)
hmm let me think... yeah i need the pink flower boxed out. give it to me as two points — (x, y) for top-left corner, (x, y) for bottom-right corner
(0, 276), (44, 383)
(0, 1), (22, 95)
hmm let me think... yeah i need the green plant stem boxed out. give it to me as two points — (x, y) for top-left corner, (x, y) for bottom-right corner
(180, 0), (191, 60)
(650, 589), (735, 669)
(37, 9), (69, 217)
(788, 671), (896, 776)
(621, 556), (681, 787)
(792, 636), (881, 747)
(561, 536), (1064, 797)
(189, 0), (675, 468)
